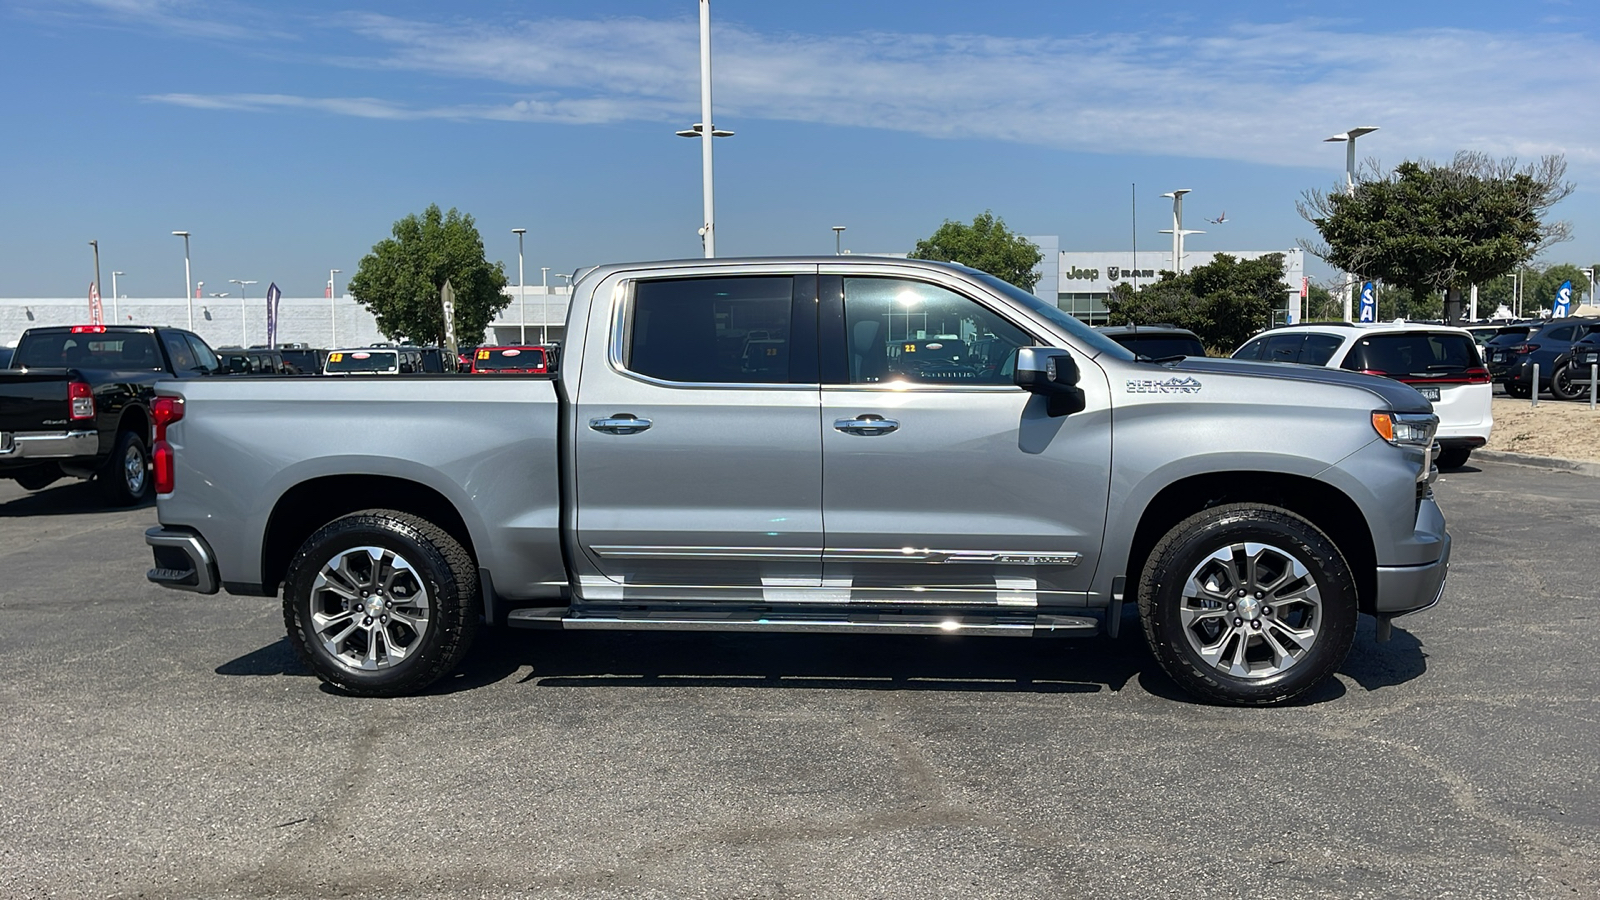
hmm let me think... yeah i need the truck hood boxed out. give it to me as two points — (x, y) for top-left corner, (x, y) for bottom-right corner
(1151, 357), (1432, 414)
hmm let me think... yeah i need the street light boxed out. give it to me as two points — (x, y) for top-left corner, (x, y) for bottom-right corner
(1158, 189), (1204, 275)
(172, 231), (192, 329)
(111, 271), (123, 323)
(229, 279), (257, 346)
(832, 225), (846, 256)
(1581, 268), (1595, 310)
(329, 268), (342, 346)
(1325, 126), (1380, 321)
(675, 0), (733, 258)
(512, 228), (527, 344)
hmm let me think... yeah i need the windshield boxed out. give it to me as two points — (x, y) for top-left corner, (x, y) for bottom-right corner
(967, 270), (1135, 360)
(474, 347), (547, 371)
(1114, 334), (1206, 359)
(15, 331), (162, 369)
(325, 349), (397, 373)
(1485, 328), (1533, 346)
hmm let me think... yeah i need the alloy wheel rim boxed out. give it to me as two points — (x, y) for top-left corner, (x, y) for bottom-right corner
(310, 545), (431, 672)
(1179, 541), (1323, 680)
(123, 444), (146, 494)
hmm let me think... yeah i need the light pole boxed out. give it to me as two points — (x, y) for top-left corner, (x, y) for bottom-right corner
(329, 269), (342, 346)
(512, 228), (527, 344)
(172, 231), (192, 329)
(111, 271), (123, 323)
(1581, 267), (1595, 310)
(88, 240), (102, 316)
(1325, 126), (1380, 321)
(832, 225), (846, 256)
(675, 0), (733, 258)
(229, 279), (257, 346)
(540, 266), (550, 343)
(1158, 189), (1203, 275)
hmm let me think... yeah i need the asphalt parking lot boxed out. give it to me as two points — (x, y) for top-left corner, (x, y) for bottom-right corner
(2, 462), (1598, 900)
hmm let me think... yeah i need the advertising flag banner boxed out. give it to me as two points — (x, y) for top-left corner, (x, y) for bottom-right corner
(1553, 280), (1573, 318)
(441, 279), (458, 359)
(88, 282), (104, 325)
(266, 282), (282, 347)
(1358, 282), (1376, 323)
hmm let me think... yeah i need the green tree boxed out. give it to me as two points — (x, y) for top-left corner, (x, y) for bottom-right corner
(1105, 253), (1286, 354)
(1299, 152), (1574, 322)
(1523, 263), (1591, 314)
(347, 204), (510, 346)
(1304, 282), (1341, 321)
(909, 211), (1043, 291)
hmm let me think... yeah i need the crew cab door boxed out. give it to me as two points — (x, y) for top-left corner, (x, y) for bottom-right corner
(571, 270), (823, 601)
(818, 271), (1112, 605)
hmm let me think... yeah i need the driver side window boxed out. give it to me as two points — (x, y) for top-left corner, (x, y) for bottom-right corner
(841, 278), (1030, 385)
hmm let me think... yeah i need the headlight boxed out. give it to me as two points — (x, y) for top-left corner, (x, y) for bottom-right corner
(1371, 411), (1438, 446)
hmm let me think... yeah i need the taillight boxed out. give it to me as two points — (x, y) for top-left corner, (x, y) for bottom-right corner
(70, 325), (107, 334)
(1513, 343), (1540, 355)
(1398, 366), (1492, 387)
(151, 396), (184, 494)
(68, 381), (95, 420)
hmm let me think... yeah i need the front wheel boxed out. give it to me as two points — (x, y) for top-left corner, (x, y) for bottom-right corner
(1549, 363), (1591, 402)
(283, 510), (480, 697)
(1436, 446), (1471, 469)
(1139, 504), (1358, 706)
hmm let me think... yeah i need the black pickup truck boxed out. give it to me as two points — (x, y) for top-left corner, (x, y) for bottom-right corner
(0, 325), (223, 504)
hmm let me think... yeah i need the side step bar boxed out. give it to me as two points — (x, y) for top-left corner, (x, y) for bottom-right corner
(505, 608), (1099, 638)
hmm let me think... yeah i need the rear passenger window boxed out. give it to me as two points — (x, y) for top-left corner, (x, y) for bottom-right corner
(1300, 334), (1344, 366)
(1233, 337), (1268, 360)
(163, 333), (197, 372)
(628, 277), (796, 384)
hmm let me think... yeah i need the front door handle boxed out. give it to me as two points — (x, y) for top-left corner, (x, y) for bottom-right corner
(833, 414), (899, 436)
(589, 414), (652, 435)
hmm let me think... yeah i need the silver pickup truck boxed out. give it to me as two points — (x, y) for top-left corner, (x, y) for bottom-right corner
(144, 257), (1449, 705)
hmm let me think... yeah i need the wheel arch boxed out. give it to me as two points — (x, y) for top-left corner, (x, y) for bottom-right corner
(1123, 472), (1378, 614)
(261, 475), (478, 597)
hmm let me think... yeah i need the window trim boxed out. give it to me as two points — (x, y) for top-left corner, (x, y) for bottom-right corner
(607, 273), (821, 391)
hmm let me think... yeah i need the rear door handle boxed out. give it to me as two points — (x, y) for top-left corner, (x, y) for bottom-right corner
(833, 414), (899, 436)
(589, 414), (652, 435)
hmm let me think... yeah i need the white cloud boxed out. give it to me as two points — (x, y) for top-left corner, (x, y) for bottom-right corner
(141, 11), (1600, 174)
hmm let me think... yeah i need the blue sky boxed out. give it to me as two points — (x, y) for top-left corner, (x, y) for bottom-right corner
(2, 0), (1598, 297)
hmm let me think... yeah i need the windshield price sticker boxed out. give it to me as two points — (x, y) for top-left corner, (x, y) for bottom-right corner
(477, 350), (491, 360)
(328, 352), (343, 362)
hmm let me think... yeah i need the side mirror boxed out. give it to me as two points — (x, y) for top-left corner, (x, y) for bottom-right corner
(1015, 347), (1086, 417)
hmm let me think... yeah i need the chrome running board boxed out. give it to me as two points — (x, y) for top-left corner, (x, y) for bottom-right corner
(505, 608), (1099, 638)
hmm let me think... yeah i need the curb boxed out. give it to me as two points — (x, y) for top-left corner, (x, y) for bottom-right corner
(1472, 449), (1600, 478)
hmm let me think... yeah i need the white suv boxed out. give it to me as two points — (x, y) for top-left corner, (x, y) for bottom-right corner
(1233, 323), (1492, 469)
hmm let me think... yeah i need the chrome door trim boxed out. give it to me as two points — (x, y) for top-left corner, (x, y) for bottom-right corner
(590, 545), (823, 561)
(823, 548), (1082, 566)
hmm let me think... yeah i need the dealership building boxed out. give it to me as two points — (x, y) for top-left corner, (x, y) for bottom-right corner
(1027, 237), (1307, 327)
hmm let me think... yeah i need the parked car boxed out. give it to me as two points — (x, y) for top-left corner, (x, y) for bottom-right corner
(0, 324), (223, 503)
(280, 348), (327, 375)
(0, 347), (12, 369)
(1096, 324), (1207, 360)
(1233, 322), (1490, 469)
(322, 346), (435, 375)
(145, 256), (1449, 707)
(470, 346), (550, 374)
(1481, 325), (1538, 386)
(216, 347), (290, 375)
(1567, 332), (1600, 397)
(1486, 317), (1600, 401)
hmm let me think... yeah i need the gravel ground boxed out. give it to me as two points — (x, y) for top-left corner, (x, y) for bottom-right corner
(1487, 397), (1600, 462)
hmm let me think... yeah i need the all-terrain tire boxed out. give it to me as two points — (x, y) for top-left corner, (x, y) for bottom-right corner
(283, 510), (480, 697)
(1138, 503), (1358, 706)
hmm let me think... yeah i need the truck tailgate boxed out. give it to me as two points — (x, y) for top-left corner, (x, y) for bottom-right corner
(0, 370), (74, 433)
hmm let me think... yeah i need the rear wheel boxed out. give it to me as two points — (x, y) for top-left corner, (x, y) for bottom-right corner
(283, 510), (479, 697)
(1505, 382), (1531, 399)
(1139, 504), (1358, 706)
(1550, 363), (1590, 401)
(1436, 447), (1471, 469)
(97, 430), (149, 505)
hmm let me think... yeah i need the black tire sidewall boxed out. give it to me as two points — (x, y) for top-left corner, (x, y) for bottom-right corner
(1550, 364), (1585, 401)
(99, 431), (149, 505)
(1140, 505), (1358, 706)
(1436, 447), (1471, 469)
(284, 513), (474, 696)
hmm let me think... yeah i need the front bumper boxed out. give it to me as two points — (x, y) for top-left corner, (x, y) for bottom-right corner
(0, 430), (97, 461)
(145, 526), (219, 595)
(1374, 530), (1451, 616)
